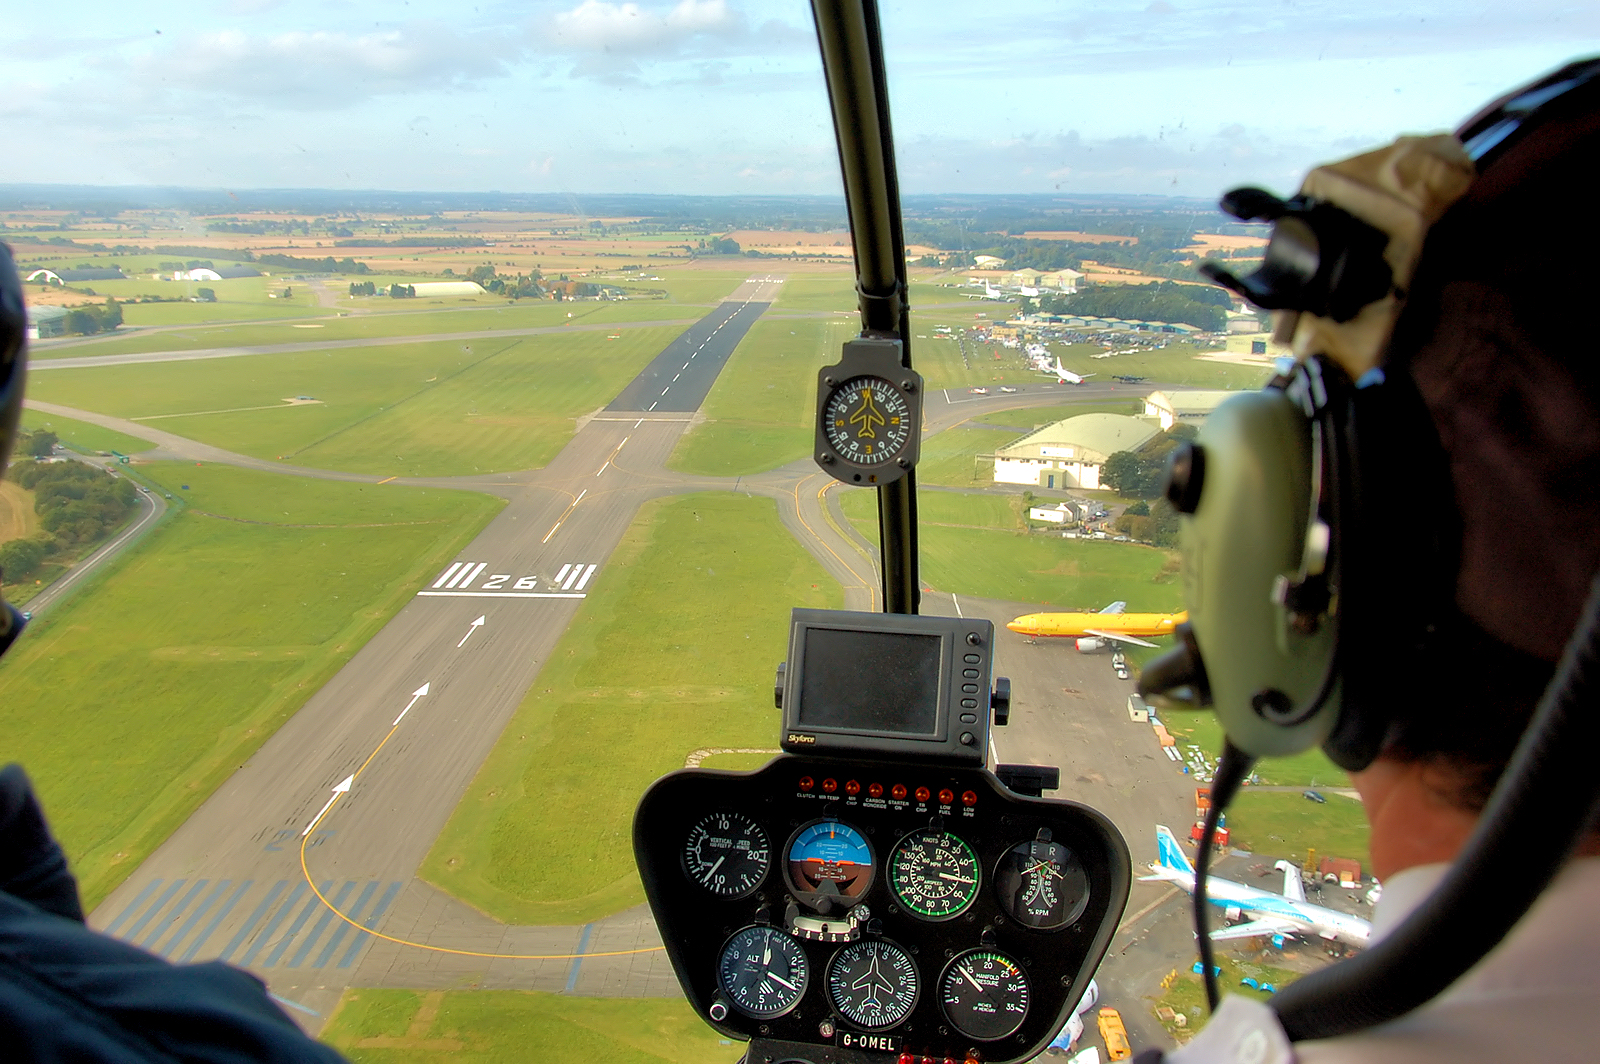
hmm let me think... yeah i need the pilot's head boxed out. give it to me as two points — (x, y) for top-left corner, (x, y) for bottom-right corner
(0, 245), (30, 658)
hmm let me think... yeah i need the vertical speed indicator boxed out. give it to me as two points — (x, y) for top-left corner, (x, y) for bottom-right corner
(682, 812), (770, 898)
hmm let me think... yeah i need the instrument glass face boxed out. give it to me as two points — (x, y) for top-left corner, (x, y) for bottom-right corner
(717, 926), (810, 1019)
(994, 837), (1091, 930)
(939, 948), (1031, 1041)
(821, 376), (913, 467)
(786, 819), (876, 902)
(682, 811), (771, 898)
(888, 828), (980, 920)
(827, 939), (920, 1030)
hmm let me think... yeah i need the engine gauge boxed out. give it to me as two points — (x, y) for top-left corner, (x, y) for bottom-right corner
(717, 926), (810, 1019)
(888, 828), (980, 920)
(682, 812), (770, 898)
(786, 819), (875, 906)
(827, 939), (920, 1030)
(994, 833), (1091, 931)
(939, 949), (1030, 1041)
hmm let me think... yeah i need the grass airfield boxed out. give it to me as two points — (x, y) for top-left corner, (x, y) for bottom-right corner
(0, 462), (500, 909)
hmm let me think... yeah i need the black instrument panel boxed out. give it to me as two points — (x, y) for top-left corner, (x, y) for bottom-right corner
(634, 755), (1130, 1064)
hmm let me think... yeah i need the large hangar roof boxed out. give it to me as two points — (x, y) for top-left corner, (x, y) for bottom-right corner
(997, 413), (1160, 463)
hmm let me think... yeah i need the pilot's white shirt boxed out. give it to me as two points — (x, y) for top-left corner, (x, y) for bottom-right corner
(1166, 855), (1600, 1063)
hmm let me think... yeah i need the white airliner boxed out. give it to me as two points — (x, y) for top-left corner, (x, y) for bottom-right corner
(1142, 825), (1372, 949)
(965, 281), (1008, 300)
(1049, 977), (1101, 1052)
(1040, 356), (1094, 385)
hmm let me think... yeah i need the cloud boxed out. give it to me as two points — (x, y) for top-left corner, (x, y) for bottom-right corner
(548, 0), (740, 54)
(123, 23), (522, 105)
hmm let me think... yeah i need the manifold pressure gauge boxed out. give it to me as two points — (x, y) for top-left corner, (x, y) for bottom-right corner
(815, 338), (923, 486)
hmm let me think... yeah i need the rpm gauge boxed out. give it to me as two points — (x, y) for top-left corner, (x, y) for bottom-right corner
(939, 949), (1031, 1041)
(827, 939), (920, 1030)
(888, 828), (979, 920)
(717, 926), (810, 1019)
(785, 819), (875, 905)
(994, 833), (1091, 931)
(682, 812), (770, 898)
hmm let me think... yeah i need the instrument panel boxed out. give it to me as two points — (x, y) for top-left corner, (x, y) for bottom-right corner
(634, 755), (1130, 1064)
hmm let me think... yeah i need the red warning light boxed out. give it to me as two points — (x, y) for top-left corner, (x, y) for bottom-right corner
(868, 782), (884, 798)
(898, 1053), (915, 1064)
(891, 784), (908, 801)
(914, 786), (931, 803)
(822, 778), (838, 793)
(961, 790), (978, 807)
(845, 779), (861, 796)
(938, 788), (955, 805)
(798, 776), (814, 792)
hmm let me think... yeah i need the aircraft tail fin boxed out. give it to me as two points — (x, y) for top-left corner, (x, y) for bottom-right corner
(1155, 825), (1194, 876)
(1275, 860), (1306, 903)
(1100, 601), (1127, 615)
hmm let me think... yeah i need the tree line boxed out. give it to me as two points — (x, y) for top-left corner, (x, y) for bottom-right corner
(0, 447), (138, 586)
(1038, 282), (1232, 331)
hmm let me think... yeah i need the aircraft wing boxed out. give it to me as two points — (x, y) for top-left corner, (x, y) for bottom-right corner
(1083, 629), (1159, 648)
(1207, 918), (1301, 942)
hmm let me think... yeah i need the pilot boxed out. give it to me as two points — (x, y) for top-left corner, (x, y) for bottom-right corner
(0, 251), (346, 1060)
(1151, 60), (1600, 1063)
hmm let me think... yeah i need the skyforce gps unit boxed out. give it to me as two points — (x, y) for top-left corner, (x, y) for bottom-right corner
(775, 609), (1009, 766)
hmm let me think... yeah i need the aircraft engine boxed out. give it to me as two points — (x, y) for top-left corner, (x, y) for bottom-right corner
(1225, 905), (1243, 923)
(1075, 637), (1104, 653)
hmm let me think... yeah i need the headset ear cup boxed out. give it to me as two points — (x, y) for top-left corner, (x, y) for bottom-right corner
(1323, 369), (1458, 771)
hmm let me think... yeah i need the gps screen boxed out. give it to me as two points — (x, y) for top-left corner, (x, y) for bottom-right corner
(796, 627), (941, 736)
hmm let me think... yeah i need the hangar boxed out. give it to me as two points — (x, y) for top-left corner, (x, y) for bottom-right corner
(993, 413), (1160, 490)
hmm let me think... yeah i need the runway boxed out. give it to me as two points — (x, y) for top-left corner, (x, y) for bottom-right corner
(77, 278), (1217, 1050)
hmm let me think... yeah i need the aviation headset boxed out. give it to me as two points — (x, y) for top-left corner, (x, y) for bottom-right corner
(1138, 57), (1600, 1041)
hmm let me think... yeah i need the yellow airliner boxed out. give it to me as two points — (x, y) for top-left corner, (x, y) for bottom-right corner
(1006, 601), (1187, 652)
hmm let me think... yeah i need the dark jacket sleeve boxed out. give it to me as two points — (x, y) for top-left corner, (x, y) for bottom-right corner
(0, 764), (347, 1062)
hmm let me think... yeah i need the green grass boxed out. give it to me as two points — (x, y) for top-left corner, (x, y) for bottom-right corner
(1163, 711), (1356, 790)
(916, 427), (1014, 487)
(322, 989), (742, 1064)
(669, 318), (855, 475)
(1153, 956), (1303, 1043)
(917, 491), (1023, 531)
(21, 410), (153, 455)
(0, 462), (502, 908)
(1045, 343), (1271, 390)
(773, 275), (857, 311)
(635, 271), (751, 305)
(967, 400), (1143, 430)
(1225, 791), (1371, 865)
(30, 327), (682, 476)
(838, 489), (1181, 606)
(421, 492), (840, 925)
(35, 301), (700, 359)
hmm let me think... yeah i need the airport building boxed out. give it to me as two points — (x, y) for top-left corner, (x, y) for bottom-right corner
(993, 413), (1160, 490)
(1143, 390), (1234, 430)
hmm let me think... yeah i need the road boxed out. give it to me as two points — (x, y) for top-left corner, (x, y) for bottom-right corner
(22, 477), (166, 617)
(66, 276), (1237, 1053)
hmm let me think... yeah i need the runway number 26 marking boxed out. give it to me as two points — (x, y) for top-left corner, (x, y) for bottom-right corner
(420, 561), (598, 598)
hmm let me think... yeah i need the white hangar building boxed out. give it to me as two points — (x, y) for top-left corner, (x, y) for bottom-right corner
(993, 413), (1160, 490)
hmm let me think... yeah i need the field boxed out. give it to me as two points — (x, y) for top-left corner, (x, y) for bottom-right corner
(33, 300), (702, 360)
(323, 989), (742, 1064)
(0, 462), (501, 908)
(420, 492), (839, 925)
(21, 410), (153, 455)
(0, 480), (38, 541)
(30, 327), (684, 476)
(915, 426), (1016, 486)
(1225, 791), (1371, 867)
(669, 317), (855, 475)
(839, 489), (1182, 607)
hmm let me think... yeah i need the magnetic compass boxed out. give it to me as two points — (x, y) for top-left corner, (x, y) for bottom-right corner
(815, 338), (923, 485)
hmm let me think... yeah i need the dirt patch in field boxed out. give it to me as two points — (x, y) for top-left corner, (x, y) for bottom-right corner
(1021, 231), (1139, 245)
(0, 481), (38, 542)
(1184, 234), (1268, 253)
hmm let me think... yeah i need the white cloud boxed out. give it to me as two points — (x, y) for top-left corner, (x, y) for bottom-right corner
(549, 0), (740, 54)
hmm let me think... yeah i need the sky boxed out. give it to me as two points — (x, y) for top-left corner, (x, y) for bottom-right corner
(1, 0), (1595, 200)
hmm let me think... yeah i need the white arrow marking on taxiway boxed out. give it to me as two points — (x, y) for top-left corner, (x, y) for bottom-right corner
(458, 615), (486, 648)
(392, 682), (431, 726)
(303, 775), (354, 837)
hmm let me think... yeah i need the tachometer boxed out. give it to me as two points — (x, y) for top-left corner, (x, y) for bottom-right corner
(888, 828), (979, 920)
(682, 811), (770, 898)
(939, 949), (1030, 1041)
(717, 926), (810, 1019)
(827, 939), (920, 1030)
(785, 819), (875, 905)
(994, 832), (1090, 931)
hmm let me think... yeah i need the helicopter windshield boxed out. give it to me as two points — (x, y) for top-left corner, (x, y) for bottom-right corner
(0, 2), (1592, 1060)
